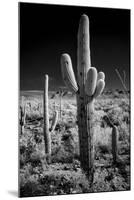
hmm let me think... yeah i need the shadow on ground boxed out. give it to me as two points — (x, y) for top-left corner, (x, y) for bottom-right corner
(8, 190), (18, 197)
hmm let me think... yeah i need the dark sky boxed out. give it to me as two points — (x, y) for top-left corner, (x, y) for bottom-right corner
(19, 2), (130, 91)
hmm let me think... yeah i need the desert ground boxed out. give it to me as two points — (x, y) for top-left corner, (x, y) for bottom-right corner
(19, 90), (130, 197)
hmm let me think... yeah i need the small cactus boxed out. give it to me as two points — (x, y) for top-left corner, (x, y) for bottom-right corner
(93, 79), (105, 98)
(20, 106), (24, 134)
(44, 74), (58, 163)
(102, 115), (119, 164)
(20, 100), (26, 135)
(61, 14), (105, 186)
(112, 125), (118, 164)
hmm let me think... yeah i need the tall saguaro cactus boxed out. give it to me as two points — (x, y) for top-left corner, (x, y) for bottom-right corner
(44, 74), (58, 163)
(61, 14), (105, 184)
(44, 75), (51, 160)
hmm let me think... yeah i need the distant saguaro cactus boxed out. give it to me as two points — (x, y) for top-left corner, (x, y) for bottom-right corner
(20, 98), (26, 135)
(44, 74), (58, 163)
(61, 14), (105, 185)
(20, 106), (24, 134)
(103, 115), (119, 164)
(59, 89), (63, 120)
(112, 125), (118, 164)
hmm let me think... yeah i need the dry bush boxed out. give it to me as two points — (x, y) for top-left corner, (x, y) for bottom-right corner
(94, 126), (112, 155)
(20, 165), (90, 197)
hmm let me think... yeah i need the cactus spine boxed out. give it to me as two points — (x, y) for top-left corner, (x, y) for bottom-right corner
(44, 74), (58, 163)
(61, 14), (105, 184)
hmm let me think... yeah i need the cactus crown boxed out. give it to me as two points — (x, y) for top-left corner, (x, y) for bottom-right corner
(61, 14), (105, 99)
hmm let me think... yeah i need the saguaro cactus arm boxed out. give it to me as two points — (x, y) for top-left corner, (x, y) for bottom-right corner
(97, 71), (105, 81)
(85, 67), (98, 96)
(50, 111), (58, 132)
(61, 54), (78, 93)
(93, 79), (105, 98)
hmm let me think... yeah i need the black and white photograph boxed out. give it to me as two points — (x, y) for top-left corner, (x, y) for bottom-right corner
(19, 2), (130, 198)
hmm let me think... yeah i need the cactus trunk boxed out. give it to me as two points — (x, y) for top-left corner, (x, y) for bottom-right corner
(44, 75), (51, 162)
(77, 96), (94, 180)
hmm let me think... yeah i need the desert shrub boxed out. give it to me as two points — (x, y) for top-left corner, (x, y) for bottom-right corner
(51, 130), (62, 156)
(33, 131), (43, 144)
(95, 98), (114, 112)
(69, 128), (80, 159)
(113, 91), (120, 98)
(107, 107), (123, 126)
(30, 151), (44, 168)
(62, 128), (79, 158)
(26, 112), (41, 121)
(93, 110), (106, 127)
(20, 129), (45, 168)
(51, 124), (79, 164)
(93, 166), (129, 192)
(122, 112), (130, 124)
(54, 122), (65, 132)
(39, 170), (90, 195)
(118, 123), (129, 142)
(20, 97), (43, 121)
(51, 145), (74, 164)
(20, 173), (41, 197)
(119, 99), (130, 112)
(119, 143), (130, 156)
(94, 126), (112, 160)
(96, 143), (111, 154)
(94, 126), (111, 148)
(20, 136), (36, 167)
(111, 175), (129, 191)
(62, 135), (75, 155)
(20, 167), (90, 197)
(93, 168), (113, 192)
(55, 120), (77, 132)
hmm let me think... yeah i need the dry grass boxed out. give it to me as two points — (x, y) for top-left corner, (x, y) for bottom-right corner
(19, 91), (130, 197)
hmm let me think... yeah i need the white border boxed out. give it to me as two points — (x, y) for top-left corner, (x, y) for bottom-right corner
(0, 0), (133, 199)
